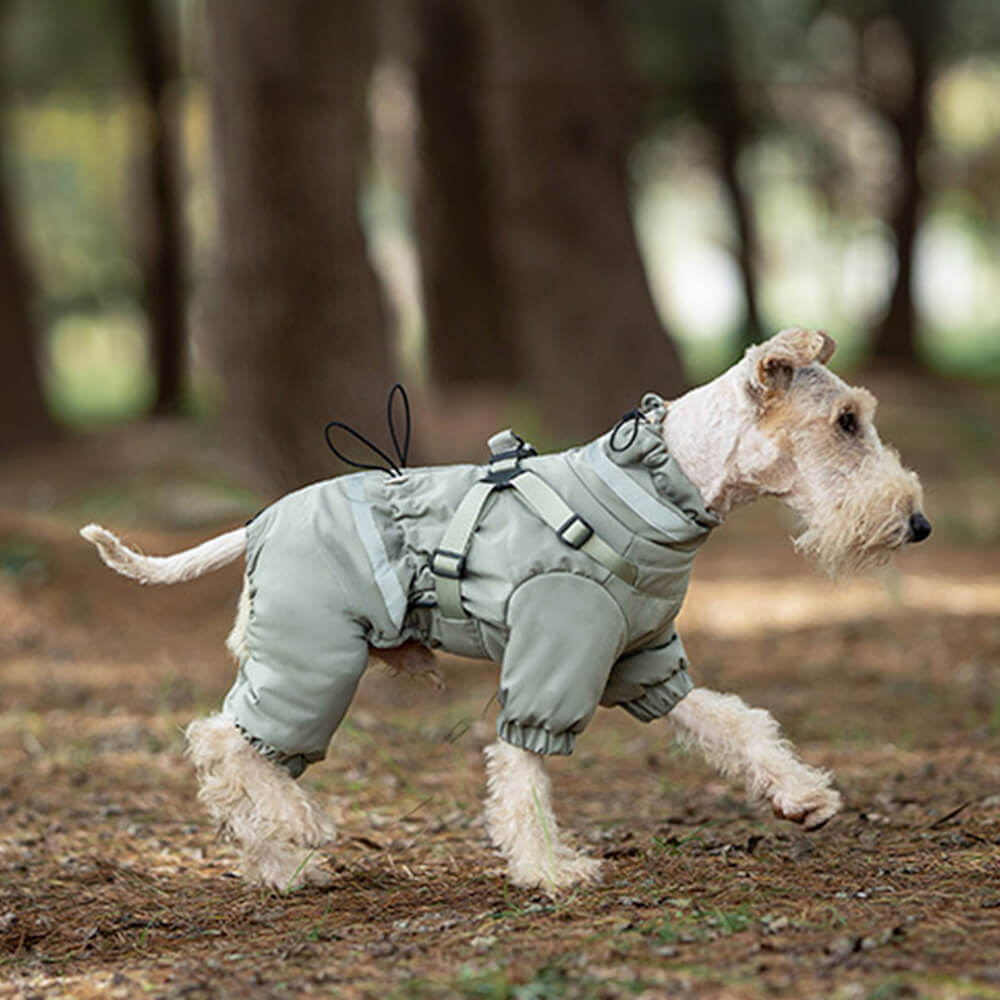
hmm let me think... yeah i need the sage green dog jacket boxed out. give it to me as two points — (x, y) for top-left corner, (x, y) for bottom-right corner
(223, 394), (719, 772)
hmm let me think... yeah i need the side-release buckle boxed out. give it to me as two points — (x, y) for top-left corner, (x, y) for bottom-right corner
(483, 432), (537, 487)
(483, 459), (526, 486)
(557, 514), (594, 549)
(430, 548), (466, 580)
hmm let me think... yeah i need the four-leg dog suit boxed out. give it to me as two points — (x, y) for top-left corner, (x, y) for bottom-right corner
(224, 394), (719, 775)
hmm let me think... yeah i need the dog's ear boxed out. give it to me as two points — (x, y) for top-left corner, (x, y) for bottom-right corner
(748, 328), (836, 399)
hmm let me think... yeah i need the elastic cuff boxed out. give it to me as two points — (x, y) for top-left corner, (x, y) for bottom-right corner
(496, 720), (575, 756)
(619, 668), (694, 723)
(232, 721), (314, 778)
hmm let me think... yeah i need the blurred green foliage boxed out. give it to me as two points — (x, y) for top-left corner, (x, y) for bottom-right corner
(0, 537), (48, 582)
(1, 0), (210, 424)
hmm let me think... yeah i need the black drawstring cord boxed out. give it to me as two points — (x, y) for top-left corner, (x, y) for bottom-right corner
(324, 422), (402, 475)
(387, 382), (410, 469)
(609, 408), (647, 452)
(324, 383), (412, 477)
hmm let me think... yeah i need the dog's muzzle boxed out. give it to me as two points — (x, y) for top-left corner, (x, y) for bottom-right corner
(908, 512), (932, 543)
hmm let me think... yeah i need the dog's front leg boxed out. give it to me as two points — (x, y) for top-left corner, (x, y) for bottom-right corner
(483, 741), (601, 894)
(669, 688), (841, 829)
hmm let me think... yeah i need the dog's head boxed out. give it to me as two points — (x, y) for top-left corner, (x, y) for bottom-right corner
(743, 328), (930, 578)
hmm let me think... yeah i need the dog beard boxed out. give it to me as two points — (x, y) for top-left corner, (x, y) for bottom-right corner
(792, 454), (923, 580)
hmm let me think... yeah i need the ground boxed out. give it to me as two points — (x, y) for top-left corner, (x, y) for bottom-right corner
(0, 372), (998, 999)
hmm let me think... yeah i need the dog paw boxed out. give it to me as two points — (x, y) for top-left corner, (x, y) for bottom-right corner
(244, 845), (333, 892)
(771, 785), (842, 830)
(508, 848), (602, 894)
(285, 861), (333, 891)
(548, 847), (603, 890)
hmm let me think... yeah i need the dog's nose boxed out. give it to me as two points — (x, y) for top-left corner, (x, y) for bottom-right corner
(909, 513), (931, 543)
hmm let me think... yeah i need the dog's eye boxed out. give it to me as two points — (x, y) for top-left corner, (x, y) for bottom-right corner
(837, 410), (859, 435)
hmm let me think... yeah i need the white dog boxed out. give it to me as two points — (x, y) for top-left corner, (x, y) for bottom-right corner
(82, 329), (929, 893)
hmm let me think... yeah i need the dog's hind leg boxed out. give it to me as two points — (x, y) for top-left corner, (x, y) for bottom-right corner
(483, 740), (601, 894)
(669, 688), (842, 829)
(186, 714), (336, 890)
(225, 575), (251, 663)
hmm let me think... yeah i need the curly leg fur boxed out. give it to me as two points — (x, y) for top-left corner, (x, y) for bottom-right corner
(185, 714), (336, 889)
(670, 688), (841, 829)
(483, 741), (601, 894)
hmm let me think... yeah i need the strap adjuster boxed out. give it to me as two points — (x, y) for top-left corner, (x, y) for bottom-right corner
(483, 464), (525, 487)
(557, 514), (594, 549)
(484, 438), (536, 487)
(431, 548), (466, 580)
(490, 444), (536, 464)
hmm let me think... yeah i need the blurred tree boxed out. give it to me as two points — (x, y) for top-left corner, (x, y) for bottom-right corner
(693, 12), (766, 355)
(464, 0), (686, 441)
(408, 0), (513, 391)
(0, 193), (56, 451)
(123, 0), (186, 415)
(832, 0), (1000, 361)
(857, 0), (938, 363)
(625, 0), (776, 352)
(204, 0), (390, 490)
(0, 0), (56, 449)
(387, 0), (684, 443)
(3, 0), (191, 419)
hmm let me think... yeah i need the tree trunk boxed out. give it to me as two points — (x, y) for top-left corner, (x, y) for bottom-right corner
(411, 0), (513, 388)
(473, 0), (686, 441)
(717, 118), (764, 352)
(0, 1), (55, 453)
(204, 0), (390, 491)
(124, 0), (187, 415)
(0, 190), (56, 452)
(872, 2), (934, 363)
(682, 0), (762, 353)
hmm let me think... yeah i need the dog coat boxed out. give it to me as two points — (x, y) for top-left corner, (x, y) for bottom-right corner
(223, 393), (719, 774)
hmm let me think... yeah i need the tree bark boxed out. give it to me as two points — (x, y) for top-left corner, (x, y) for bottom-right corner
(0, 0), (55, 452)
(411, 0), (513, 388)
(0, 191), (56, 452)
(872, 1), (934, 363)
(124, 0), (187, 415)
(677, 0), (762, 352)
(472, 0), (686, 441)
(716, 114), (764, 352)
(204, 0), (390, 490)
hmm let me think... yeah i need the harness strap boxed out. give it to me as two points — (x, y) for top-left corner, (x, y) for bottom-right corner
(508, 471), (638, 586)
(430, 480), (499, 619)
(431, 464), (637, 619)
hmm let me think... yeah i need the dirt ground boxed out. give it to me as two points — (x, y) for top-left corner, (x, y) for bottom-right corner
(0, 373), (998, 999)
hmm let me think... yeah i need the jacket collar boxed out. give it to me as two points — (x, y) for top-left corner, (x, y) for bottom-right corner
(582, 394), (720, 544)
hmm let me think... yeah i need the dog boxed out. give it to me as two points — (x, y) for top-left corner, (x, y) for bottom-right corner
(81, 328), (930, 894)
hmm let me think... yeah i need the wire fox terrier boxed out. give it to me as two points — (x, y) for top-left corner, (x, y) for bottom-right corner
(82, 328), (930, 894)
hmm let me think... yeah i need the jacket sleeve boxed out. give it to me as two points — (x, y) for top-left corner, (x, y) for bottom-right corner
(600, 631), (694, 722)
(496, 572), (627, 755)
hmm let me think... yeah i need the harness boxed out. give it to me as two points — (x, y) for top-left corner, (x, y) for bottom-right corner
(226, 394), (712, 767)
(430, 430), (638, 619)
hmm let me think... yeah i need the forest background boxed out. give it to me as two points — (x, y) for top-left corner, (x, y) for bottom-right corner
(3, 0), (1000, 485)
(0, 3), (999, 998)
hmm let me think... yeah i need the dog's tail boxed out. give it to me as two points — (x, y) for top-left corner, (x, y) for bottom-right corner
(80, 523), (248, 585)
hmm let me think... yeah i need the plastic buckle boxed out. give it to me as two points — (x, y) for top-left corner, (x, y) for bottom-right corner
(431, 548), (466, 579)
(483, 463), (525, 487)
(484, 442), (535, 487)
(557, 514), (594, 549)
